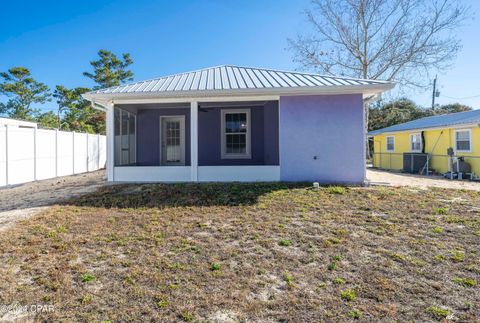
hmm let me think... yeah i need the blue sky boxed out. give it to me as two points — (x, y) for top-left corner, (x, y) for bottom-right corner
(0, 0), (479, 112)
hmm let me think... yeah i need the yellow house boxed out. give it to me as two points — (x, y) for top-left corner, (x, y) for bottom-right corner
(368, 110), (480, 177)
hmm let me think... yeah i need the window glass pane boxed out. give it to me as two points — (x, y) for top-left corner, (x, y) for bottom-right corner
(387, 137), (394, 151)
(225, 113), (247, 133)
(226, 134), (246, 154)
(457, 141), (470, 151)
(456, 131), (470, 151)
(456, 131), (469, 141)
(129, 115), (136, 164)
(411, 134), (421, 151)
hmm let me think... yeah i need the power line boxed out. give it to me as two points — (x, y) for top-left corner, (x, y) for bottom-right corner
(441, 94), (480, 100)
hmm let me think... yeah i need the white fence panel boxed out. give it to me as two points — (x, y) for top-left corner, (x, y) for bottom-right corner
(99, 135), (106, 169)
(0, 127), (6, 186)
(8, 127), (35, 185)
(87, 134), (99, 171)
(74, 132), (88, 174)
(0, 126), (106, 187)
(57, 131), (74, 177)
(36, 129), (56, 180)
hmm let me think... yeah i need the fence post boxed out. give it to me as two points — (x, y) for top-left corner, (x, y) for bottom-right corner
(5, 124), (9, 186)
(55, 129), (58, 178)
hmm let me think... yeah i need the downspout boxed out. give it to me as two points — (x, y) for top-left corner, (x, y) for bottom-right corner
(421, 131), (426, 154)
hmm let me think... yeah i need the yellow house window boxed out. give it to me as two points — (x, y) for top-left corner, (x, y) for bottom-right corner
(386, 136), (395, 152)
(455, 129), (471, 152)
(410, 133), (422, 152)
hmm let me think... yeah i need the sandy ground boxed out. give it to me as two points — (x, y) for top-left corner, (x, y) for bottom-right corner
(0, 170), (106, 232)
(367, 168), (480, 191)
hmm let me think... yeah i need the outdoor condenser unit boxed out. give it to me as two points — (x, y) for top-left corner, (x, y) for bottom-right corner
(452, 157), (471, 173)
(403, 153), (428, 174)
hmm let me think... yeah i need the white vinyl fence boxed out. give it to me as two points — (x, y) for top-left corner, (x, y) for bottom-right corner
(0, 126), (106, 187)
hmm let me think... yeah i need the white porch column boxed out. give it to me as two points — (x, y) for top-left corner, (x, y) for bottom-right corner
(106, 102), (115, 182)
(190, 101), (198, 181)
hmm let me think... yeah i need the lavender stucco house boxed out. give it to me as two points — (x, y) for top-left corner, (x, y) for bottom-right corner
(83, 65), (393, 183)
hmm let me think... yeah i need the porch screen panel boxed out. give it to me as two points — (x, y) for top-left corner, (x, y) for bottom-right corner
(114, 107), (136, 166)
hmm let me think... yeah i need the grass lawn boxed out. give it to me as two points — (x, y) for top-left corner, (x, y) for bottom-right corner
(0, 183), (479, 322)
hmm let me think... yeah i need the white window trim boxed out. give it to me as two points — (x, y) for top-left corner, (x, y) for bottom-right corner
(386, 135), (395, 152)
(454, 128), (472, 153)
(410, 133), (423, 152)
(221, 108), (251, 159)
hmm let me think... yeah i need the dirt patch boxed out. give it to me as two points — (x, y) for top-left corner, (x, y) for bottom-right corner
(0, 183), (478, 321)
(0, 171), (105, 232)
(367, 168), (480, 191)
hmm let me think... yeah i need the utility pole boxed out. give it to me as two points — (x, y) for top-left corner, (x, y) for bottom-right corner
(431, 75), (440, 110)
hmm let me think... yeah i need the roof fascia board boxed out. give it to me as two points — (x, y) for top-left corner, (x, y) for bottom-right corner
(83, 83), (393, 103)
(370, 123), (480, 136)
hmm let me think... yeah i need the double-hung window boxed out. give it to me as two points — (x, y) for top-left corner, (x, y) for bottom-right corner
(455, 129), (471, 152)
(386, 136), (395, 152)
(410, 133), (422, 152)
(221, 109), (251, 159)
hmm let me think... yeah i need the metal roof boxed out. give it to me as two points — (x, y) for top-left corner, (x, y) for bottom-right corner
(368, 109), (480, 135)
(84, 65), (392, 98)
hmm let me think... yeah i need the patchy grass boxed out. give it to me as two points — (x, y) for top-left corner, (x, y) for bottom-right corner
(340, 289), (357, 301)
(452, 277), (477, 287)
(0, 183), (479, 321)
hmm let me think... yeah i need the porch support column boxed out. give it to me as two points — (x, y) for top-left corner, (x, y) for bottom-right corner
(190, 101), (198, 182)
(106, 101), (115, 182)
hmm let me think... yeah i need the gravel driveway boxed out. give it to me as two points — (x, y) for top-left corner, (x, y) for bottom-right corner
(0, 170), (106, 232)
(367, 168), (480, 191)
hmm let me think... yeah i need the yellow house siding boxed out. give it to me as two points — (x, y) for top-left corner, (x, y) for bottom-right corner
(372, 126), (480, 175)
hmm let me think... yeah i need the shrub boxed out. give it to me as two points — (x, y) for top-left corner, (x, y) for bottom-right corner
(211, 263), (221, 271)
(348, 309), (363, 319)
(326, 186), (346, 195)
(332, 255), (342, 261)
(450, 250), (465, 263)
(427, 306), (450, 320)
(434, 207), (449, 215)
(156, 299), (168, 309)
(284, 272), (294, 286)
(340, 289), (356, 301)
(180, 312), (194, 322)
(452, 277), (477, 287)
(431, 227), (444, 234)
(333, 277), (346, 284)
(278, 239), (292, 247)
(81, 274), (95, 283)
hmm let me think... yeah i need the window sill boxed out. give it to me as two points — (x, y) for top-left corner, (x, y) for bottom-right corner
(221, 155), (252, 160)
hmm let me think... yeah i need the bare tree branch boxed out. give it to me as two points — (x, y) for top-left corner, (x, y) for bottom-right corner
(288, 0), (470, 88)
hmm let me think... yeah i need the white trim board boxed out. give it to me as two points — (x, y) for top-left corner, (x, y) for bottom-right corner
(113, 166), (191, 182)
(83, 84), (393, 105)
(197, 166), (280, 182)
(113, 165), (280, 182)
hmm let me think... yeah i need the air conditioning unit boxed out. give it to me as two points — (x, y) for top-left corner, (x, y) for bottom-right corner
(403, 153), (428, 174)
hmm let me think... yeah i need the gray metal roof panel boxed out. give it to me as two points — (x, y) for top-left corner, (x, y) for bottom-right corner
(87, 65), (391, 96)
(368, 109), (480, 135)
